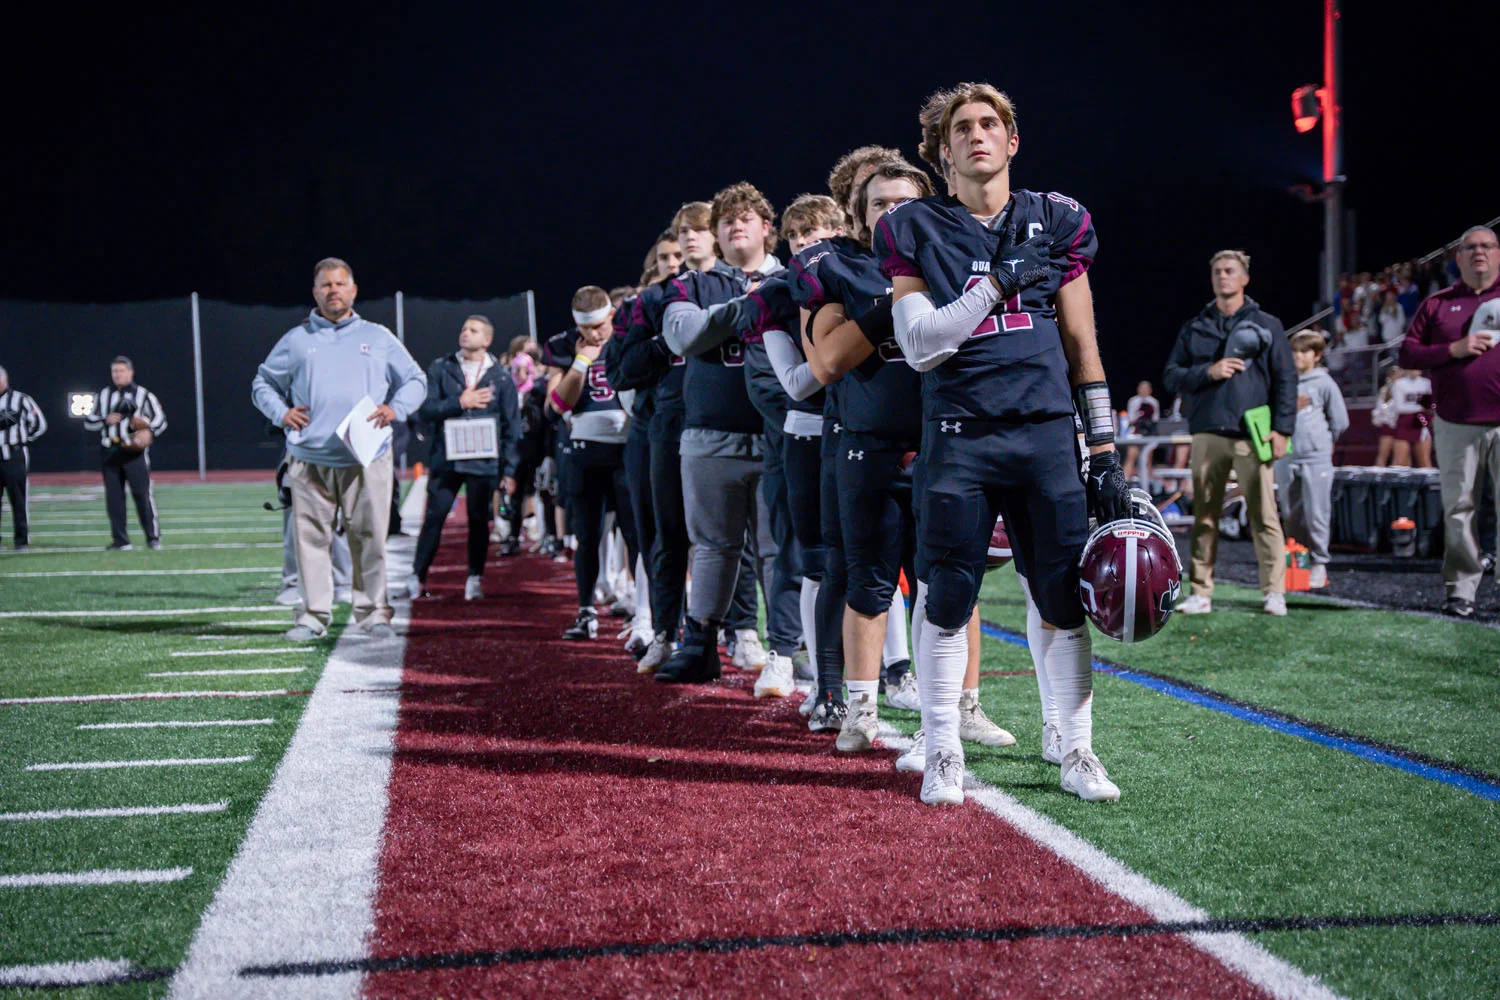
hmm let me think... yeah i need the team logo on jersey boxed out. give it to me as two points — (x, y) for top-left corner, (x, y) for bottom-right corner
(805, 249), (831, 268)
(940, 421), (963, 434)
(1047, 191), (1080, 211)
(360, 343), (371, 355)
(847, 449), (865, 461)
(971, 261), (991, 273)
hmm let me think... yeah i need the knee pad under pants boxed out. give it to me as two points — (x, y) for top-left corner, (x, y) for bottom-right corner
(839, 436), (915, 617)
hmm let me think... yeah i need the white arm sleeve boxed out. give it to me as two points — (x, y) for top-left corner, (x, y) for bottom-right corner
(892, 278), (1003, 372)
(764, 329), (823, 401)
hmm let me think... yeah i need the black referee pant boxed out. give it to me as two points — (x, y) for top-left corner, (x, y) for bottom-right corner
(413, 468), (498, 581)
(0, 451), (28, 547)
(102, 448), (158, 547)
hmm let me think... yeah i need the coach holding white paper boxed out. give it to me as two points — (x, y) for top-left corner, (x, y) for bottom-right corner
(252, 258), (426, 640)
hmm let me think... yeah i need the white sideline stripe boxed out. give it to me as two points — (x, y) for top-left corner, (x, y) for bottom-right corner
(875, 725), (1344, 1000)
(0, 958), (136, 987)
(0, 605), (283, 619)
(0, 567), (277, 578)
(31, 527), (281, 537)
(28, 756), (255, 771)
(0, 543), (280, 555)
(79, 719), (275, 730)
(148, 668), (304, 678)
(0, 801), (230, 822)
(170, 535), (413, 1000)
(170, 648), (305, 658)
(0, 867), (193, 888)
(2, 690), (292, 706)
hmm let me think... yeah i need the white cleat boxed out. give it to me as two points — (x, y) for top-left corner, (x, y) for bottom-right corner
(732, 629), (768, 671)
(464, 575), (484, 601)
(1263, 592), (1288, 617)
(637, 633), (672, 674)
(1061, 748), (1121, 803)
(753, 651), (796, 698)
(895, 730), (926, 773)
(274, 586), (301, 606)
(959, 689), (1016, 747)
(835, 693), (879, 752)
(920, 750), (965, 806)
(1042, 722), (1063, 765)
(1176, 594), (1212, 615)
(798, 684), (819, 717)
(884, 669), (921, 712)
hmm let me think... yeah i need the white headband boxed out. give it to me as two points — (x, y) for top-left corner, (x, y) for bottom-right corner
(572, 305), (612, 327)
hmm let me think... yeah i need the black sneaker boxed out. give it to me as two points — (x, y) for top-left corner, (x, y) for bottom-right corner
(654, 619), (722, 684)
(808, 694), (848, 734)
(12, 544), (26, 553)
(106, 542), (133, 551)
(884, 658), (911, 690)
(563, 608), (599, 640)
(1442, 597), (1475, 619)
(147, 539), (162, 550)
(498, 536), (521, 557)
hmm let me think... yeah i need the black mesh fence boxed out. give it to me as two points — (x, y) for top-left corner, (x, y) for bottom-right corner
(2, 293), (532, 472)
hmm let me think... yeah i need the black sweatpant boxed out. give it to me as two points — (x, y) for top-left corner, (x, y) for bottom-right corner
(0, 452), (28, 546)
(102, 448), (157, 546)
(816, 424), (846, 699)
(414, 468), (498, 580)
(625, 424), (655, 617)
(569, 442), (637, 609)
(650, 436), (689, 640)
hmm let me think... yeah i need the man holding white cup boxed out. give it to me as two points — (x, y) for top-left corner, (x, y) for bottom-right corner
(1399, 225), (1500, 617)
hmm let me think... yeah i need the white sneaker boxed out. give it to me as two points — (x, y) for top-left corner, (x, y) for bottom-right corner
(1309, 564), (1328, 589)
(835, 693), (879, 752)
(798, 685), (819, 717)
(1042, 722), (1063, 765)
(884, 669), (921, 711)
(920, 750), (965, 806)
(732, 629), (767, 671)
(959, 689), (1016, 747)
(753, 651), (795, 698)
(622, 618), (653, 658)
(895, 730), (926, 773)
(333, 588), (352, 605)
(394, 573), (421, 599)
(1061, 748), (1121, 802)
(1263, 592), (1288, 616)
(1176, 594), (1212, 614)
(637, 633), (672, 674)
(464, 575), (484, 601)
(274, 586), (301, 606)
(284, 623), (325, 642)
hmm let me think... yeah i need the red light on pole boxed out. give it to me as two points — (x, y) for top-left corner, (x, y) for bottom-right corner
(1292, 84), (1321, 133)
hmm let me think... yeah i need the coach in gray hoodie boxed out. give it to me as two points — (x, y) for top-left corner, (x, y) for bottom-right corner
(252, 257), (426, 639)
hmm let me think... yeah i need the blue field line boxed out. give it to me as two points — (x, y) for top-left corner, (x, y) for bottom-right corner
(978, 622), (1500, 803)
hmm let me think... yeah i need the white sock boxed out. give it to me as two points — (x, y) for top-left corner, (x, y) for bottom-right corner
(915, 581), (966, 759)
(634, 555), (652, 630)
(800, 577), (819, 655)
(1045, 624), (1094, 757)
(910, 579), (926, 659)
(846, 678), (879, 707)
(882, 590), (909, 666)
(1017, 575), (1058, 728)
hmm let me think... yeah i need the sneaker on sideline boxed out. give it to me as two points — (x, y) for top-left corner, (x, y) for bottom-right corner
(1308, 563), (1328, 589)
(753, 651), (795, 698)
(1443, 596), (1474, 618)
(920, 750), (965, 806)
(798, 685), (819, 717)
(732, 629), (768, 671)
(362, 621), (395, 640)
(807, 694), (846, 733)
(464, 575), (484, 601)
(1061, 748), (1121, 802)
(274, 586), (301, 606)
(791, 646), (813, 680)
(637, 633), (672, 674)
(1042, 722), (1063, 765)
(1176, 594), (1212, 615)
(563, 608), (599, 641)
(959, 689), (1015, 746)
(1263, 592), (1287, 617)
(106, 542), (133, 551)
(835, 693), (880, 752)
(895, 730), (926, 773)
(885, 669), (921, 712)
(284, 623), (325, 642)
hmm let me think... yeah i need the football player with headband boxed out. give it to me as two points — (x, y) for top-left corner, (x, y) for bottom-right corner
(545, 286), (639, 641)
(876, 83), (1129, 806)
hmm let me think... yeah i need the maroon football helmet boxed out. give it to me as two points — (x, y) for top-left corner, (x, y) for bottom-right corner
(986, 516), (1012, 571)
(1078, 490), (1181, 642)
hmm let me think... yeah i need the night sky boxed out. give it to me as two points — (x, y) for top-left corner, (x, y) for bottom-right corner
(0, 0), (1486, 400)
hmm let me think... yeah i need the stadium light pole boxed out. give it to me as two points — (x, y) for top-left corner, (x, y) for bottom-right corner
(1290, 0), (1343, 308)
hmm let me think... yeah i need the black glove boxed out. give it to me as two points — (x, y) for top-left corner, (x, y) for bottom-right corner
(0, 410), (18, 430)
(1085, 449), (1132, 523)
(989, 223), (1053, 299)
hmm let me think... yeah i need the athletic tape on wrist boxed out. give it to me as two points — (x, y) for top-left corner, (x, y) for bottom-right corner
(1074, 381), (1114, 446)
(569, 354), (591, 374)
(571, 305), (612, 327)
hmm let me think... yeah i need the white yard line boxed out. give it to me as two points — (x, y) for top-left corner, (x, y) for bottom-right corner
(79, 719), (274, 730)
(0, 567), (277, 579)
(0, 605), (284, 619)
(27, 756), (255, 772)
(213, 620), (292, 627)
(169, 540), (412, 1000)
(147, 668), (304, 678)
(0, 959), (137, 988)
(29, 527), (282, 538)
(875, 725), (1343, 1000)
(24, 516), (277, 527)
(0, 867), (193, 888)
(1, 543), (280, 555)
(1, 690), (296, 706)
(0, 802), (230, 822)
(170, 648), (306, 658)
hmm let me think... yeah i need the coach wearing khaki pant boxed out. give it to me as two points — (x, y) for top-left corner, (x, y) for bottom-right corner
(1164, 250), (1297, 616)
(251, 258), (426, 640)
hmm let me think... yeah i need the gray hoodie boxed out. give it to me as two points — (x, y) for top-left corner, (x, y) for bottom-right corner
(1290, 366), (1348, 461)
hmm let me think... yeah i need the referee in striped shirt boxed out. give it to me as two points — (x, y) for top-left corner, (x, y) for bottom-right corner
(83, 356), (167, 550)
(0, 365), (47, 551)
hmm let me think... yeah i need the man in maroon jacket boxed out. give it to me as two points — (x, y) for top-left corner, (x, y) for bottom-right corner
(1399, 225), (1500, 617)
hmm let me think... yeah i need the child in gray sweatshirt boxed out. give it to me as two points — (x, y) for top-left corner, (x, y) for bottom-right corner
(1275, 331), (1349, 587)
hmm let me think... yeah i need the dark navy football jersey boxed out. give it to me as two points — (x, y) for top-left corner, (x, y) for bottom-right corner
(873, 190), (1097, 422)
(617, 279), (685, 441)
(791, 238), (920, 441)
(544, 329), (623, 418)
(743, 274), (823, 420)
(662, 260), (769, 435)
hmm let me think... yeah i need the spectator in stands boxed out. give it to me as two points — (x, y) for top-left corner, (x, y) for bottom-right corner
(1398, 224), (1500, 617)
(1335, 298), (1368, 349)
(1377, 287), (1407, 344)
(1164, 249), (1297, 616)
(1396, 265), (1423, 317)
(1277, 332), (1347, 589)
(251, 257), (426, 640)
(1120, 380), (1160, 482)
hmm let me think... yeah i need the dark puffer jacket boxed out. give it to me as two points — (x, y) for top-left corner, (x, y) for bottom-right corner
(1163, 296), (1297, 438)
